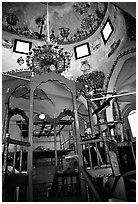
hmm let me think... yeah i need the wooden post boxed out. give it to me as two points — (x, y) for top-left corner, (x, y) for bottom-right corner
(27, 72), (34, 201)
(115, 97), (124, 142)
(95, 142), (101, 167)
(86, 95), (95, 138)
(2, 88), (10, 139)
(54, 122), (58, 171)
(2, 133), (10, 189)
(2, 89), (10, 190)
(19, 146), (23, 173)
(13, 144), (17, 173)
(72, 93), (87, 201)
(88, 144), (93, 168)
(3, 133), (10, 173)
(72, 97), (83, 164)
(102, 134), (110, 165)
(79, 166), (102, 201)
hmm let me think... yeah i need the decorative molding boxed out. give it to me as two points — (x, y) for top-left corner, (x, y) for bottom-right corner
(9, 107), (29, 122)
(105, 47), (136, 91)
(2, 68), (31, 76)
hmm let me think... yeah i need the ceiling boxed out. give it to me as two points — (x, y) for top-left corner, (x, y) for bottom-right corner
(2, 2), (108, 44)
(2, 2), (136, 77)
(2, 2), (136, 121)
(113, 2), (136, 18)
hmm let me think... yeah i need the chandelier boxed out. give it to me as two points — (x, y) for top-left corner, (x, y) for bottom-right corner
(26, 43), (72, 74)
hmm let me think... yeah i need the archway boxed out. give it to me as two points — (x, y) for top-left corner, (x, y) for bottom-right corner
(106, 52), (136, 123)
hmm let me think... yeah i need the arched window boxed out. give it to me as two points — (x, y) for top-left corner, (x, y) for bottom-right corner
(128, 110), (136, 138)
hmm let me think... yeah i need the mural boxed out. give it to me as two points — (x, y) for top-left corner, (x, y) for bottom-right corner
(105, 47), (136, 90)
(2, 38), (13, 49)
(123, 10), (136, 41)
(108, 39), (121, 58)
(77, 71), (105, 92)
(2, 2), (108, 44)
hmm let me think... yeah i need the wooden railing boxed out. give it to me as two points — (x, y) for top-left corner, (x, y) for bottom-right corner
(2, 133), (30, 174)
(2, 133), (30, 202)
(80, 135), (120, 177)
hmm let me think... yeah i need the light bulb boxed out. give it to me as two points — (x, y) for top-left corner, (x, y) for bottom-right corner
(39, 113), (45, 120)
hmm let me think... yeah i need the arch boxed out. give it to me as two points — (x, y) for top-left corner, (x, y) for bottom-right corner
(121, 104), (136, 142)
(106, 48), (136, 121)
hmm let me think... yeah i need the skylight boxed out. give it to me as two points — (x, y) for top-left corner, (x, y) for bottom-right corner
(74, 42), (91, 60)
(101, 18), (114, 44)
(13, 39), (32, 54)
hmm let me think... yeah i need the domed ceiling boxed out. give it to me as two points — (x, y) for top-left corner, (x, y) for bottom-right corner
(2, 2), (107, 44)
(2, 2), (136, 138)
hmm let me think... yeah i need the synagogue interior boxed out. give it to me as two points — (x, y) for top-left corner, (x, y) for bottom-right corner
(2, 2), (136, 202)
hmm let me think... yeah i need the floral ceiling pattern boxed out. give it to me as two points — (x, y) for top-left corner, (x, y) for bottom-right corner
(2, 2), (108, 44)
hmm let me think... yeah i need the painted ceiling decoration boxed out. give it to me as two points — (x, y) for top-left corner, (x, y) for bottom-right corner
(122, 10), (136, 41)
(17, 56), (24, 66)
(91, 38), (101, 51)
(108, 39), (121, 58)
(80, 60), (91, 74)
(2, 2), (108, 44)
(3, 2), (134, 81)
(105, 47), (136, 91)
(2, 38), (13, 49)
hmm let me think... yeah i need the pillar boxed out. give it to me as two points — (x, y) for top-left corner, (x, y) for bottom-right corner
(27, 73), (34, 201)
(72, 93), (87, 201)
